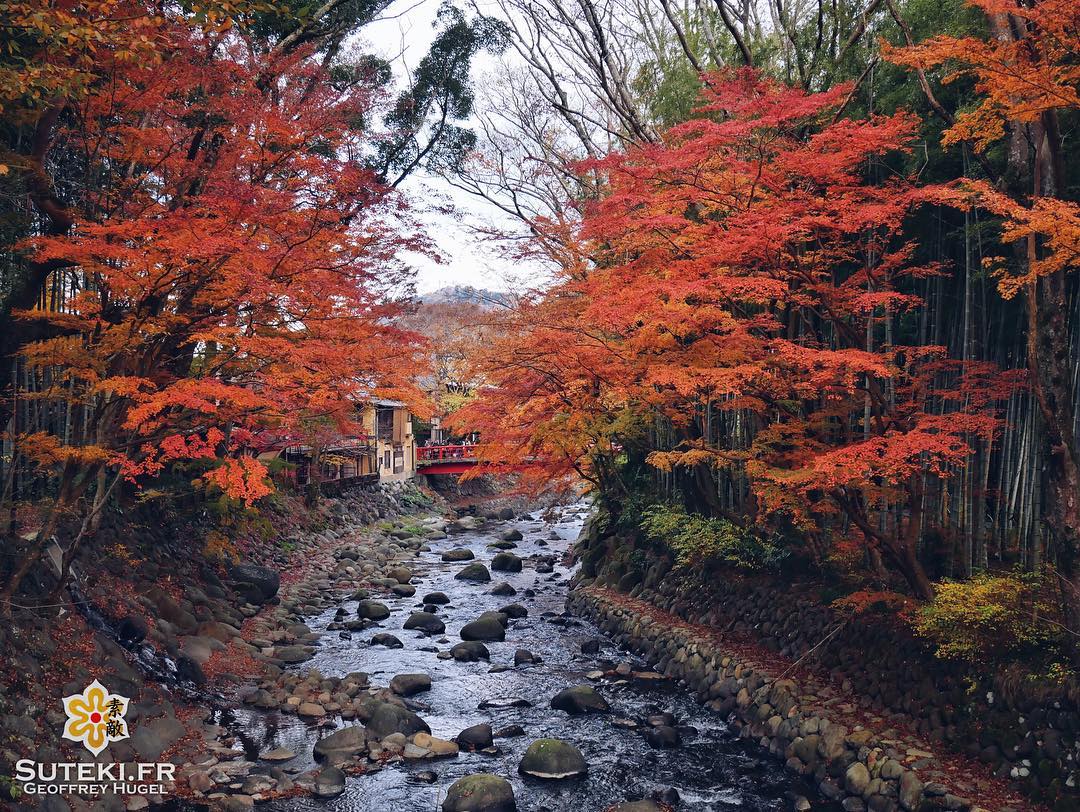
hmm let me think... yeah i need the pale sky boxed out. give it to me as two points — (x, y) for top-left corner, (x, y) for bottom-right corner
(364, 1), (539, 295)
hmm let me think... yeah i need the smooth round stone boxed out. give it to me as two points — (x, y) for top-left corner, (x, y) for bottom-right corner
(518, 738), (587, 779)
(442, 773), (516, 812)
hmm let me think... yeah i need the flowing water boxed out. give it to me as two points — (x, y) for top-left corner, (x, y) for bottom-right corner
(233, 504), (827, 812)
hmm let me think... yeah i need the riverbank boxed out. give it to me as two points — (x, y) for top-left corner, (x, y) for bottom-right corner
(0, 482), (445, 809)
(569, 518), (1068, 812)
(570, 586), (1043, 812)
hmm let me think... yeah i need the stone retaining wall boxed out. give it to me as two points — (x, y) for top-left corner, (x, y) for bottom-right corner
(572, 520), (1080, 812)
(570, 586), (978, 812)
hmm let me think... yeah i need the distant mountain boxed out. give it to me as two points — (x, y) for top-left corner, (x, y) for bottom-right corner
(418, 285), (511, 309)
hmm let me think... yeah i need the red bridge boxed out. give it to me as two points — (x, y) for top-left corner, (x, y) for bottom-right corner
(417, 444), (478, 475)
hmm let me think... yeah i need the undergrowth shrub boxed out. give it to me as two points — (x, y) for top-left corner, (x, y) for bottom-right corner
(913, 571), (1062, 666)
(639, 502), (786, 570)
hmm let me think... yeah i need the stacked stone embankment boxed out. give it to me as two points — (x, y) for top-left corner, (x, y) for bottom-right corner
(570, 517), (1076, 812)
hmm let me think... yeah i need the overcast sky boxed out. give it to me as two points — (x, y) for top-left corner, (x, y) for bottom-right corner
(364, 1), (537, 295)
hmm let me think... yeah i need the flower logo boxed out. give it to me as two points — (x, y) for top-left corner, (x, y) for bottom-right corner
(62, 680), (129, 756)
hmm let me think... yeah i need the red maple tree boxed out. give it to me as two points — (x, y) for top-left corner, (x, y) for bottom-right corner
(4, 3), (427, 605)
(460, 71), (1023, 597)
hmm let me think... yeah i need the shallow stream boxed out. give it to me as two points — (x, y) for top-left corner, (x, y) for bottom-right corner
(236, 504), (825, 811)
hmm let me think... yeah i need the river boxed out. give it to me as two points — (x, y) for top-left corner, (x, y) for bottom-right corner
(227, 503), (825, 811)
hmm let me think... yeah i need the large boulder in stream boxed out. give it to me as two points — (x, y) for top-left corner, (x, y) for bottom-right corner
(442, 548), (475, 562)
(357, 600), (391, 620)
(490, 553), (522, 573)
(550, 685), (610, 715)
(313, 766), (346, 798)
(442, 774), (517, 812)
(313, 726), (368, 763)
(644, 725), (681, 748)
(228, 563), (280, 603)
(390, 673), (432, 696)
(457, 724), (494, 751)
(518, 739), (588, 779)
(451, 641), (490, 662)
(461, 614), (507, 642)
(404, 611), (445, 634)
(366, 702), (430, 739)
(370, 633), (403, 648)
(499, 529), (523, 542)
(455, 563), (491, 582)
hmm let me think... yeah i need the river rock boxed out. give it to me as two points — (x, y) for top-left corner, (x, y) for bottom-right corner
(846, 762), (871, 795)
(411, 731), (459, 757)
(499, 603), (527, 618)
(390, 673), (432, 696)
(451, 641), (490, 661)
(550, 685), (610, 715)
(580, 638), (602, 655)
(449, 516), (482, 532)
(610, 803), (661, 812)
(404, 612), (446, 634)
(461, 616), (506, 642)
(518, 738), (588, 779)
(313, 725), (368, 762)
(176, 654), (206, 685)
(499, 529), (523, 542)
(490, 553), (522, 572)
(367, 702), (430, 738)
(131, 716), (186, 761)
(644, 725), (680, 748)
(478, 697), (531, 709)
(357, 600), (391, 620)
(899, 771), (923, 811)
(457, 723), (494, 751)
(117, 615), (149, 645)
(514, 649), (540, 665)
(260, 747), (296, 763)
(442, 549), (475, 562)
(389, 566), (413, 584)
(423, 591), (451, 604)
(229, 563), (280, 603)
(455, 563), (491, 582)
(494, 725), (525, 738)
(442, 774), (517, 812)
(392, 584), (417, 597)
(219, 796), (255, 812)
(275, 645), (313, 664)
(241, 774), (276, 795)
(298, 702), (326, 718)
(370, 633), (403, 648)
(490, 582), (516, 596)
(313, 766), (346, 798)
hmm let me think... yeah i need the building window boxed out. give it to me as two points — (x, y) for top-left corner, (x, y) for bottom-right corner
(393, 449), (404, 474)
(384, 450), (391, 470)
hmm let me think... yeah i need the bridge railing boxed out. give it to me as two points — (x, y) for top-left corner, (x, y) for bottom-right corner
(417, 444), (477, 464)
